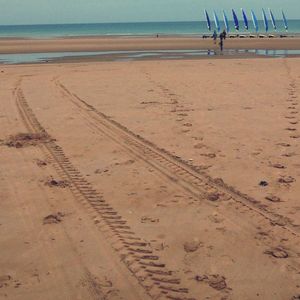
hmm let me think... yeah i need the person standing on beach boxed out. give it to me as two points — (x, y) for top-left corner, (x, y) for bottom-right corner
(219, 32), (224, 52)
(212, 30), (217, 44)
(222, 29), (227, 40)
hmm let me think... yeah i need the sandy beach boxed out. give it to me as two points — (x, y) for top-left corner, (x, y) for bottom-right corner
(1, 42), (300, 299)
(0, 36), (300, 54)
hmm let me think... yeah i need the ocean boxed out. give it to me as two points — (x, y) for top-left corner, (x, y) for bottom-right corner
(1, 20), (300, 38)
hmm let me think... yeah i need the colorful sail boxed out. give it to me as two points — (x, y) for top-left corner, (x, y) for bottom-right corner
(232, 9), (239, 30)
(204, 9), (211, 31)
(241, 9), (249, 30)
(251, 10), (259, 32)
(282, 10), (288, 31)
(223, 10), (229, 32)
(262, 9), (269, 32)
(269, 9), (277, 30)
(213, 10), (220, 32)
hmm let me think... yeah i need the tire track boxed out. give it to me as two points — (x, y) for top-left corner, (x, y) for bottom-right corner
(54, 78), (300, 238)
(15, 80), (196, 300)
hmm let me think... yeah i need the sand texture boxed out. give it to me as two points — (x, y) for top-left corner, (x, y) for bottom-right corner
(1, 57), (300, 300)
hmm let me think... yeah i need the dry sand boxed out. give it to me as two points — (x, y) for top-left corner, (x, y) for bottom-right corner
(1, 55), (300, 300)
(0, 36), (300, 54)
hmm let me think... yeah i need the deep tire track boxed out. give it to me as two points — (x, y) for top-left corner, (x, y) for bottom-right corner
(15, 80), (196, 300)
(54, 79), (300, 238)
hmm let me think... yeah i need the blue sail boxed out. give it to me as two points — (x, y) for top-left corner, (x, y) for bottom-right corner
(269, 9), (277, 30)
(262, 8), (269, 32)
(213, 10), (220, 32)
(251, 10), (259, 32)
(282, 10), (288, 31)
(204, 9), (211, 31)
(232, 9), (239, 30)
(241, 9), (249, 30)
(223, 10), (229, 32)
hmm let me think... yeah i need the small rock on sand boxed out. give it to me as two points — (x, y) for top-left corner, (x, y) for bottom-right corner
(184, 240), (201, 253)
(207, 192), (220, 202)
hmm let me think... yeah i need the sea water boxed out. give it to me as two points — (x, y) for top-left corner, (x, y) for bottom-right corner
(0, 20), (300, 38)
(2, 50), (300, 64)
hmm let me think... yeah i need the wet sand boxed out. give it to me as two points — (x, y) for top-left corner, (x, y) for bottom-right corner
(1, 57), (300, 299)
(0, 36), (300, 54)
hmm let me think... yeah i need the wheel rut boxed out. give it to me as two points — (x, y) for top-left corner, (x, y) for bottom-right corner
(15, 80), (196, 300)
(54, 79), (300, 238)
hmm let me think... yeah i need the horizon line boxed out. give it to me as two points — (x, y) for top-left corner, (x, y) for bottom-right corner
(0, 19), (299, 27)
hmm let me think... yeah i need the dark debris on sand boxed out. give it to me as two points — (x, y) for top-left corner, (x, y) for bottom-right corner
(45, 178), (70, 188)
(3, 132), (54, 148)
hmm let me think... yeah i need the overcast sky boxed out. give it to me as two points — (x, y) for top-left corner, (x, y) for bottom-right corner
(0, 0), (299, 25)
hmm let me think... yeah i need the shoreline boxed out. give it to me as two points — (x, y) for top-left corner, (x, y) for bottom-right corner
(1, 36), (300, 54)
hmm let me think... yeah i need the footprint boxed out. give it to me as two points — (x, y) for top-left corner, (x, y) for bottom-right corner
(277, 143), (291, 147)
(141, 216), (159, 224)
(0, 275), (12, 288)
(36, 159), (47, 167)
(200, 153), (216, 158)
(281, 153), (295, 157)
(43, 212), (64, 224)
(194, 274), (228, 291)
(278, 176), (295, 184)
(265, 194), (281, 202)
(256, 231), (270, 240)
(194, 143), (206, 149)
(270, 163), (286, 169)
(264, 247), (288, 259)
(285, 127), (297, 131)
(290, 134), (300, 139)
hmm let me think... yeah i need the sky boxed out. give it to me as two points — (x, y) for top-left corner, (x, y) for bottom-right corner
(0, 0), (299, 25)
